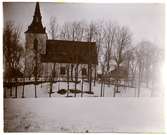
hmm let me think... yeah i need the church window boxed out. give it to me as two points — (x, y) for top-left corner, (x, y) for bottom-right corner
(82, 68), (87, 76)
(60, 66), (66, 75)
(36, 17), (39, 22)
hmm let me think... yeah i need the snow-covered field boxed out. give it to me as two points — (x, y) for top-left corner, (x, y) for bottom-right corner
(4, 98), (165, 133)
(4, 81), (165, 133)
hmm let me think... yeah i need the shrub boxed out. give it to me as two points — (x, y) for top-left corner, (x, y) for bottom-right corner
(84, 91), (94, 94)
(57, 89), (67, 95)
(69, 89), (81, 94)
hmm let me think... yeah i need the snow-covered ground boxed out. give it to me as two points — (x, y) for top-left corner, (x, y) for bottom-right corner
(4, 81), (164, 132)
(4, 81), (163, 98)
(4, 98), (165, 133)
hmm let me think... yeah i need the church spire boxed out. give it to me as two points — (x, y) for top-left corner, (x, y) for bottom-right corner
(34, 2), (41, 20)
(25, 2), (46, 33)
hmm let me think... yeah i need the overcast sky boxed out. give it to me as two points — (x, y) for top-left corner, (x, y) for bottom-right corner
(3, 2), (165, 48)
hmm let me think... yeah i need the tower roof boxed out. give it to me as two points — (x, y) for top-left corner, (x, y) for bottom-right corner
(25, 2), (46, 34)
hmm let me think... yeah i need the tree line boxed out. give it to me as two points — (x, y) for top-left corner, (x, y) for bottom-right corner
(3, 18), (164, 97)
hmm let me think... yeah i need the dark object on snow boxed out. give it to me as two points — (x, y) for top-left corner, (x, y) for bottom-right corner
(84, 91), (94, 94)
(57, 89), (67, 95)
(69, 89), (81, 94)
(66, 95), (73, 97)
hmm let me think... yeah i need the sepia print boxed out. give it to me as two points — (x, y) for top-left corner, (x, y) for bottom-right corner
(3, 2), (165, 133)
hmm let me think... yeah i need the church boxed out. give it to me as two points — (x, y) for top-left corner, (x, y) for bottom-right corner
(24, 2), (98, 81)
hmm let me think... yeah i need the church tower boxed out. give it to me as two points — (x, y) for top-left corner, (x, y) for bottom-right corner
(25, 2), (47, 53)
(25, 2), (48, 77)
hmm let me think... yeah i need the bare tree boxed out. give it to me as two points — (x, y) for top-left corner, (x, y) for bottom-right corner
(103, 22), (117, 72)
(85, 21), (97, 94)
(135, 41), (164, 97)
(139, 41), (161, 88)
(112, 25), (132, 94)
(49, 17), (59, 40)
(135, 42), (150, 97)
(33, 39), (38, 98)
(135, 49), (144, 97)
(48, 17), (59, 97)
(127, 48), (138, 87)
(93, 20), (104, 86)
(113, 25), (131, 69)
(71, 21), (85, 96)
(21, 51), (26, 98)
(60, 21), (85, 96)
(3, 21), (23, 98)
(100, 59), (106, 97)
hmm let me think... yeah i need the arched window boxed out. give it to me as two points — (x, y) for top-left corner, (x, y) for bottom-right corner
(82, 68), (87, 76)
(60, 66), (66, 75)
(36, 17), (39, 22)
(33, 38), (38, 50)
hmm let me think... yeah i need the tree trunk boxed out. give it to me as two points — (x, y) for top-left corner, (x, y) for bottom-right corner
(22, 78), (25, 98)
(137, 74), (141, 97)
(81, 77), (84, 97)
(103, 79), (105, 97)
(41, 79), (42, 88)
(67, 66), (70, 97)
(74, 64), (78, 97)
(35, 85), (37, 98)
(116, 79), (120, 93)
(49, 82), (52, 97)
(137, 62), (141, 97)
(34, 69), (37, 98)
(131, 75), (134, 87)
(14, 78), (17, 98)
(34, 39), (38, 98)
(113, 80), (116, 97)
(146, 73), (149, 88)
(94, 65), (96, 86)
(49, 63), (56, 97)
(89, 64), (92, 93)
(22, 85), (25, 98)
(113, 85), (116, 97)
(100, 78), (103, 97)
(71, 64), (74, 81)
(9, 79), (12, 97)
(10, 87), (12, 97)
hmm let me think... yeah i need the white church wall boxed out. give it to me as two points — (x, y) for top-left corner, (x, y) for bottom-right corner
(41, 63), (97, 81)
(25, 33), (47, 77)
(25, 33), (47, 54)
